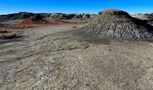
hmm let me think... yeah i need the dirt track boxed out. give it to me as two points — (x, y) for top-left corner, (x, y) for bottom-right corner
(0, 24), (153, 90)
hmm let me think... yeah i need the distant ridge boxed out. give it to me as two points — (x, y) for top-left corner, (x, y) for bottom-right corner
(132, 13), (153, 25)
(0, 12), (96, 21)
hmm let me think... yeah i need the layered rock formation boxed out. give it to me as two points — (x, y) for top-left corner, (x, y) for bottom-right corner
(82, 9), (153, 40)
(0, 12), (95, 21)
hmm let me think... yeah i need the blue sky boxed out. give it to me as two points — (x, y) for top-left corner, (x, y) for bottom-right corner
(0, 0), (153, 14)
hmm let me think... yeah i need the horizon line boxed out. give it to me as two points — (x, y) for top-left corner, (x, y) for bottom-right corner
(0, 11), (153, 15)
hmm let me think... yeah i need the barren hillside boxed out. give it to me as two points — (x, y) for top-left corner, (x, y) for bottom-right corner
(0, 24), (153, 90)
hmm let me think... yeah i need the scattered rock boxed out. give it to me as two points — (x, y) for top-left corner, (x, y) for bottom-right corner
(0, 29), (8, 33)
(72, 26), (77, 28)
(0, 32), (17, 39)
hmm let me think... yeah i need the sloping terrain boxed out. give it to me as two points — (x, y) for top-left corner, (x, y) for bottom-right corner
(1, 9), (153, 90)
(132, 13), (153, 20)
(0, 24), (153, 90)
(132, 13), (153, 25)
(83, 9), (153, 40)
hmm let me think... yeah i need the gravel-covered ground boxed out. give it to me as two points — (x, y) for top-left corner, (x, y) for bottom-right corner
(0, 24), (153, 90)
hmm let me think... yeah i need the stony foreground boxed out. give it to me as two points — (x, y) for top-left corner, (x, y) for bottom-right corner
(0, 25), (153, 90)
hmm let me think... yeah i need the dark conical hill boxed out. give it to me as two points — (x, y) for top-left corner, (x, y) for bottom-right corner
(82, 9), (153, 40)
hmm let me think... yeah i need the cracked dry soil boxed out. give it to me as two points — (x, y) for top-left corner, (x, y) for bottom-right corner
(0, 24), (153, 90)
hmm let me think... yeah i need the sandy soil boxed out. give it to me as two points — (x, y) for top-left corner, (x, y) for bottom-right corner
(0, 24), (153, 90)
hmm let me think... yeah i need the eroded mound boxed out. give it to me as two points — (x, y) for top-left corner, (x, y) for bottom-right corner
(99, 9), (130, 17)
(83, 9), (153, 40)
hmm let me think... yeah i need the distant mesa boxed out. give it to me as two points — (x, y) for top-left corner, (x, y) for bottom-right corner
(82, 9), (153, 40)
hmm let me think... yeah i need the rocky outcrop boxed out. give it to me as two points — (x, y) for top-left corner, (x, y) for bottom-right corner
(82, 9), (153, 40)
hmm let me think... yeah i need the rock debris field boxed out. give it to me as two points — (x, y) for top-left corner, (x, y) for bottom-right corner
(0, 9), (153, 90)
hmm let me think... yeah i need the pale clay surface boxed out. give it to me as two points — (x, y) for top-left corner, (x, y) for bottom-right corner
(0, 24), (153, 90)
